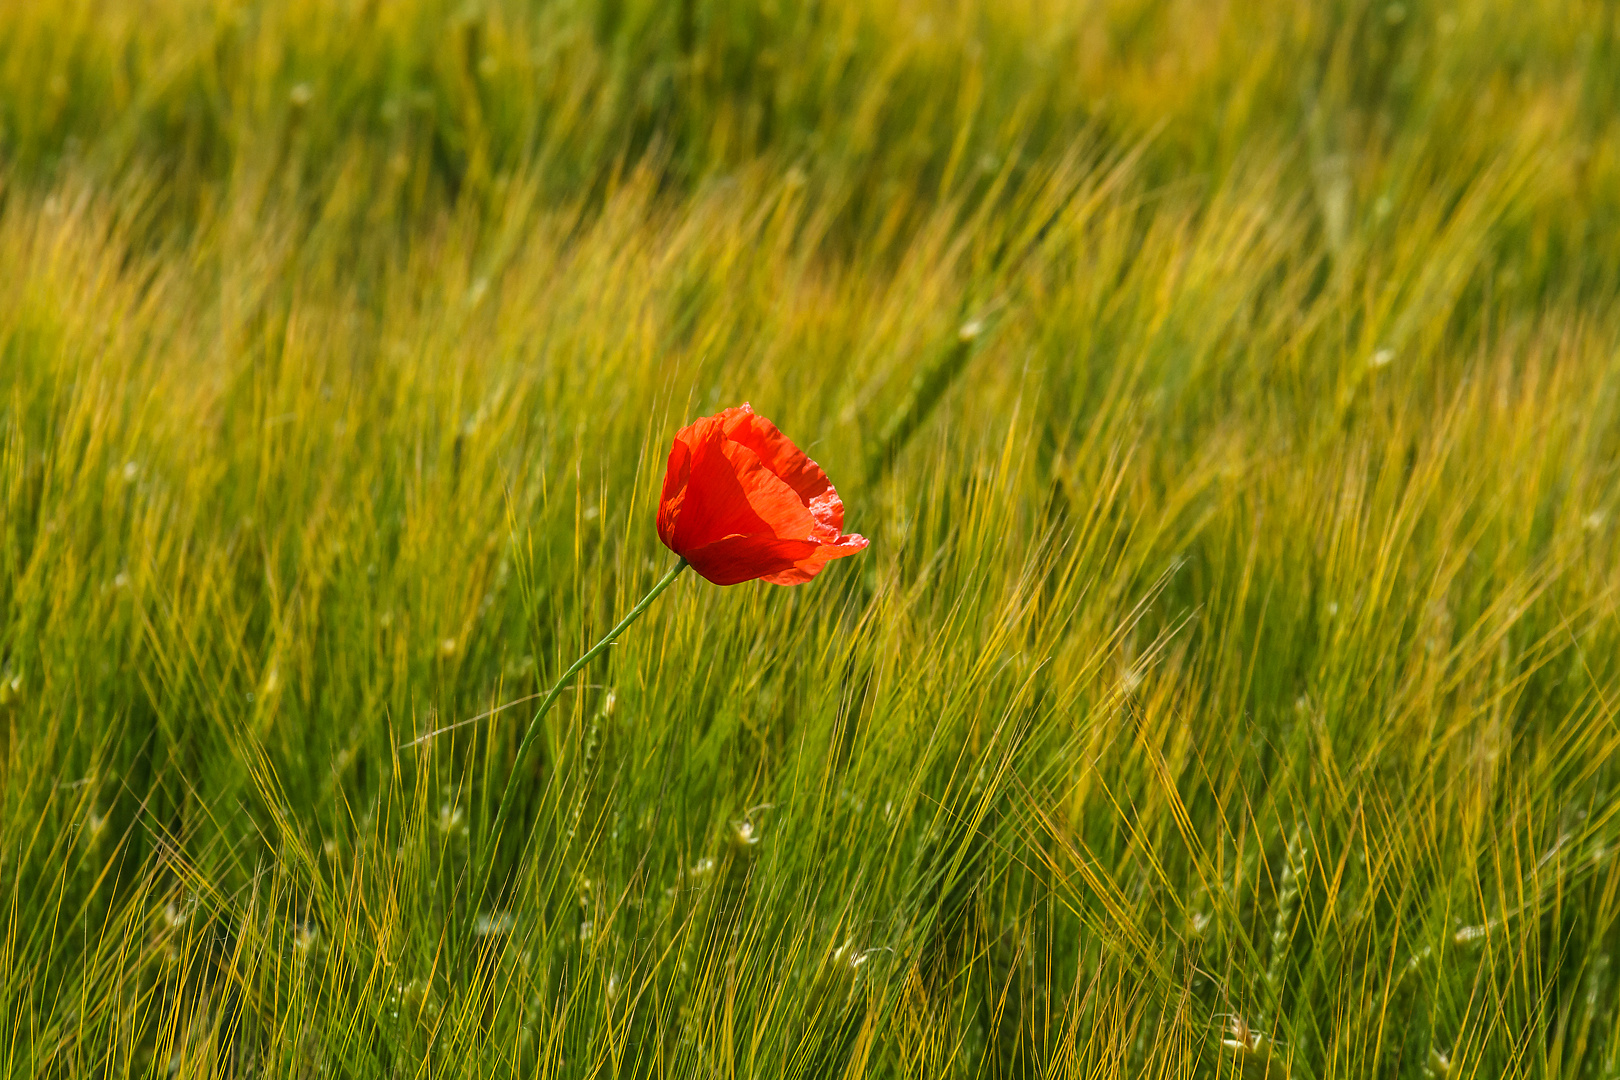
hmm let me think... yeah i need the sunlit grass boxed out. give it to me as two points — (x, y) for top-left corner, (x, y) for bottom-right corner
(3, 0), (1620, 1076)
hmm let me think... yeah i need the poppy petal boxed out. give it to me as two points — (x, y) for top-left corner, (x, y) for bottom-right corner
(656, 404), (868, 586)
(807, 489), (846, 541)
(656, 437), (693, 547)
(668, 418), (815, 552)
(719, 404), (843, 532)
(683, 534), (822, 586)
(758, 533), (870, 586)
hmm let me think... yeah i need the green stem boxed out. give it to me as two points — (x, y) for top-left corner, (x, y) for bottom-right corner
(473, 558), (688, 921)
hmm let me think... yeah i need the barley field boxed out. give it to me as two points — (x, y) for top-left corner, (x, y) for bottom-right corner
(3, 0), (1620, 1076)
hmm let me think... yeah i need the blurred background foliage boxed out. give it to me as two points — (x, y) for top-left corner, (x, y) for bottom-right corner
(3, 0), (1619, 298)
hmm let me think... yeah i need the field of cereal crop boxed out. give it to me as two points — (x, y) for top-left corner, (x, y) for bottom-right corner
(3, 1), (1620, 1075)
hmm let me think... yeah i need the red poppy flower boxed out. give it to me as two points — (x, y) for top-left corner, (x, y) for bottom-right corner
(657, 404), (869, 586)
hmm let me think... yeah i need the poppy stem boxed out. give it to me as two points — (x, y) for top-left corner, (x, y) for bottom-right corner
(474, 557), (689, 925)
